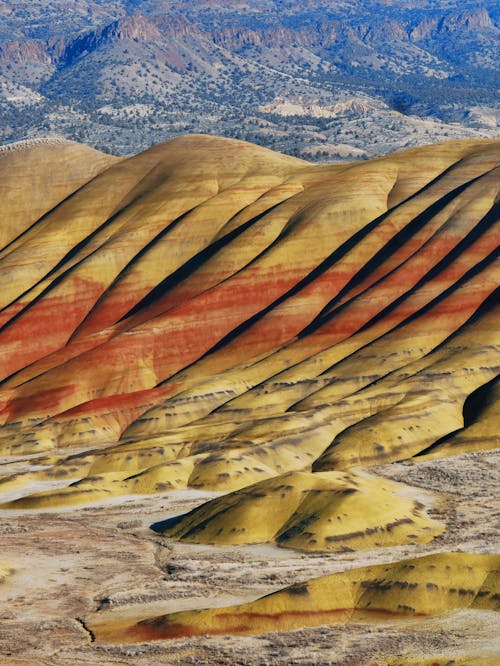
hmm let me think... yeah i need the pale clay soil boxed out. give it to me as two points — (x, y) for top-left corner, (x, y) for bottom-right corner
(0, 449), (498, 665)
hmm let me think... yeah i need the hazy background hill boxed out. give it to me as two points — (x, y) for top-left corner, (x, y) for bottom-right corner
(0, 0), (498, 158)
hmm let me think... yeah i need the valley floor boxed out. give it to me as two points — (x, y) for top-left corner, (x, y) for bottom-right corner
(1, 449), (498, 665)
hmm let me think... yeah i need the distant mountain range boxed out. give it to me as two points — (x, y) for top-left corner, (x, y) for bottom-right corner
(0, 0), (498, 158)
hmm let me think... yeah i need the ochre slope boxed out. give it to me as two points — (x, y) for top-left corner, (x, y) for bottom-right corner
(418, 377), (500, 460)
(153, 470), (443, 551)
(0, 560), (14, 584)
(0, 139), (119, 254)
(89, 552), (500, 642)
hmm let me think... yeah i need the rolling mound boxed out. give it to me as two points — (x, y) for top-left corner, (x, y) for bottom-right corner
(152, 469), (444, 551)
(90, 552), (500, 642)
(0, 560), (13, 584)
(0, 135), (498, 654)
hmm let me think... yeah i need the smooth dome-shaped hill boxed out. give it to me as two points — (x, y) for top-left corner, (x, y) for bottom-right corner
(152, 469), (443, 551)
(89, 552), (500, 642)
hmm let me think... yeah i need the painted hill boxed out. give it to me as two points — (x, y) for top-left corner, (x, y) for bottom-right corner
(0, 135), (498, 496)
(152, 469), (444, 551)
(0, 135), (498, 650)
(91, 552), (500, 642)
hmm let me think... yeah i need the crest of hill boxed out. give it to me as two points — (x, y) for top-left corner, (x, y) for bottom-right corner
(0, 138), (119, 248)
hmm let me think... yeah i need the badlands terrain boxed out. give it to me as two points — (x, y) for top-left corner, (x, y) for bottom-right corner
(0, 134), (499, 664)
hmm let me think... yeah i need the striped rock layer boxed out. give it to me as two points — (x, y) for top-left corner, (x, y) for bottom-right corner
(0, 135), (498, 510)
(90, 552), (500, 642)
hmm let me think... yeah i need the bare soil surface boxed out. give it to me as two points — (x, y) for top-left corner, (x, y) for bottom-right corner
(0, 449), (498, 665)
